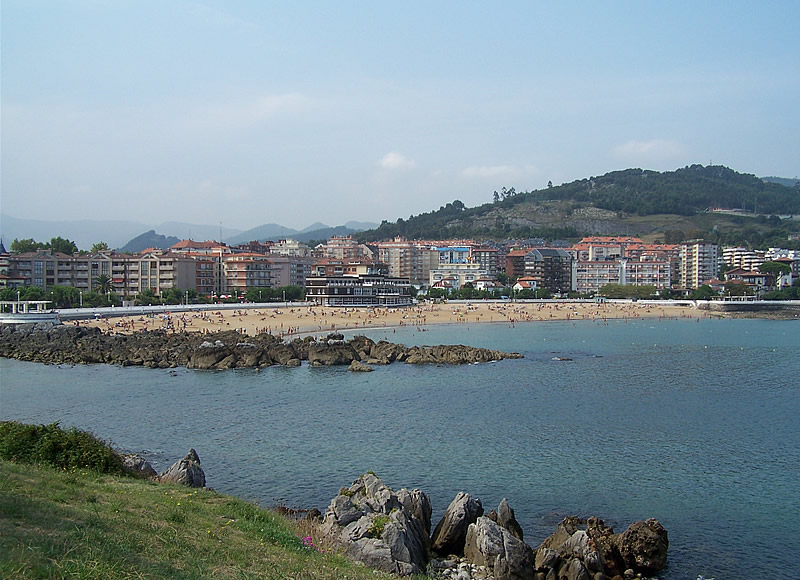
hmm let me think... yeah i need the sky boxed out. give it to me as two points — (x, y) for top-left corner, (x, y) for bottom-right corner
(2, 0), (799, 232)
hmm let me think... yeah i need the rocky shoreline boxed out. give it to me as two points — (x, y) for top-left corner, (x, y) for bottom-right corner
(133, 451), (669, 580)
(0, 322), (523, 369)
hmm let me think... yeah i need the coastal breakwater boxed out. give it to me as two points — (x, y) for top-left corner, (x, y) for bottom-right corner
(0, 323), (523, 369)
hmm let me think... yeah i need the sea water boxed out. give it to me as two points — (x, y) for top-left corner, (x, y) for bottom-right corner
(1, 317), (798, 579)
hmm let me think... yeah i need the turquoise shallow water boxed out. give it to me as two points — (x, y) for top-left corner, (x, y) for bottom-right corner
(1, 317), (798, 579)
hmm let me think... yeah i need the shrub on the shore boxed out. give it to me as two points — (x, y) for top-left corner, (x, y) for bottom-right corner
(0, 421), (127, 475)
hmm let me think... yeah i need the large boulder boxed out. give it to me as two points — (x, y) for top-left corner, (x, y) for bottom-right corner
(431, 492), (484, 556)
(348, 360), (374, 372)
(615, 519), (668, 575)
(321, 473), (431, 575)
(370, 340), (408, 363)
(265, 342), (301, 366)
(188, 340), (231, 369)
(307, 342), (360, 366)
(159, 448), (206, 487)
(121, 453), (157, 479)
(464, 516), (535, 579)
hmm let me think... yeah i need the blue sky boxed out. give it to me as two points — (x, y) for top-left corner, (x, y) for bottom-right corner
(2, 0), (798, 231)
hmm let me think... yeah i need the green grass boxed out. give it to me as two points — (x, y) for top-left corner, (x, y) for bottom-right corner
(0, 459), (399, 579)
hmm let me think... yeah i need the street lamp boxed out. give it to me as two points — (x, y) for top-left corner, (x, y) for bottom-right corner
(79, 290), (83, 308)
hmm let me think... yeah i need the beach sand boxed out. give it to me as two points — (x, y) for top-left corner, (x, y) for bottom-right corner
(81, 301), (702, 338)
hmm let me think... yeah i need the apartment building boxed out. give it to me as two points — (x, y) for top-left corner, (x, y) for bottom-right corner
(267, 256), (314, 288)
(429, 262), (488, 289)
(569, 238), (678, 293)
(376, 238), (439, 286)
(270, 239), (311, 257)
(523, 249), (573, 294)
(313, 235), (374, 260)
(680, 240), (720, 290)
(222, 253), (274, 295)
(470, 246), (503, 276)
(722, 247), (765, 271)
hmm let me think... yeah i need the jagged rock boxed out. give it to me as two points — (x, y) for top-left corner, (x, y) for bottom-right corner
(234, 342), (267, 367)
(121, 453), (157, 478)
(159, 448), (206, 487)
(558, 557), (590, 580)
(349, 335), (376, 359)
(432, 492), (484, 556)
(265, 342), (300, 366)
(307, 342), (360, 366)
(496, 498), (524, 541)
(370, 340), (408, 362)
(615, 519), (668, 575)
(321, 473), (430, 575)
(464, 516), (535, 579)
(348, 360), (374, 372)
(536, 516), (667, 580)
(188, 340), (231, 369)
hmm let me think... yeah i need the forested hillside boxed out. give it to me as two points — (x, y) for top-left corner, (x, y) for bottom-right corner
(359, 165), (800, 247)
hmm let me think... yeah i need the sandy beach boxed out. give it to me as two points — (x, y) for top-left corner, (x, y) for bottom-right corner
(81, 301), (703, 338)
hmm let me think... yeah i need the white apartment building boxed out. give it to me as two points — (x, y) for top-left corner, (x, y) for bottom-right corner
(680, 240), (720, 290)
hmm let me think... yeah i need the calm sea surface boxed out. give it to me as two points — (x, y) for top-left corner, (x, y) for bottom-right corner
(1, 318), (798, 579)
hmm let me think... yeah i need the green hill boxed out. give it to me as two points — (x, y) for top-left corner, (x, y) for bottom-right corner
(359, 165), (800, 248)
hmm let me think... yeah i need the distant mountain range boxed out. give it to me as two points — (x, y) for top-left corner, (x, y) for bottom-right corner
(0, 213), (378, 252)
(222, 221), (377, 246)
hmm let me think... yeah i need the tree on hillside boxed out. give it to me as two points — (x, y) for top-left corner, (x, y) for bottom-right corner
(10, 238), (41, 253)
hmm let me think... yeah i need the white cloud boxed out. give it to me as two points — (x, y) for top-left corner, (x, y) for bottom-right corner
(611, 139), (687, 165)
(461, 164), (539, 179)
(378, 152), (416, 170)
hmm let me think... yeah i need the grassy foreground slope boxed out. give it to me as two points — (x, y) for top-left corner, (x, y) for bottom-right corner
(0, 459), (398, 579)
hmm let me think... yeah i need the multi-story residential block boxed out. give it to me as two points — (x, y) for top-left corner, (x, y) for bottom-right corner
(376, 238), (439, 286)
(436, 245), (471, 265)
(268, 256), (314, 288)
(429, 263), (488, 289)
(222, 253), (273, 295)
(504, 249), (530, 279)
(523, 249), (572, 294)
(470, 246), (502, 276)
(136, 251), (197, 296)
(313, 236), (374, 260)
(722, 247), (765, 271)
(569, 238), (677, 293)
(305, 273), (413, 307)
(270, 239), (311, 257)
(680, 240), (720, 291)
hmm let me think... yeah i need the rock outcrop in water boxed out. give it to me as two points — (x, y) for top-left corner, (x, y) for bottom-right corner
(0, 324), (522, 369)
(321, 474), (669, 579)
